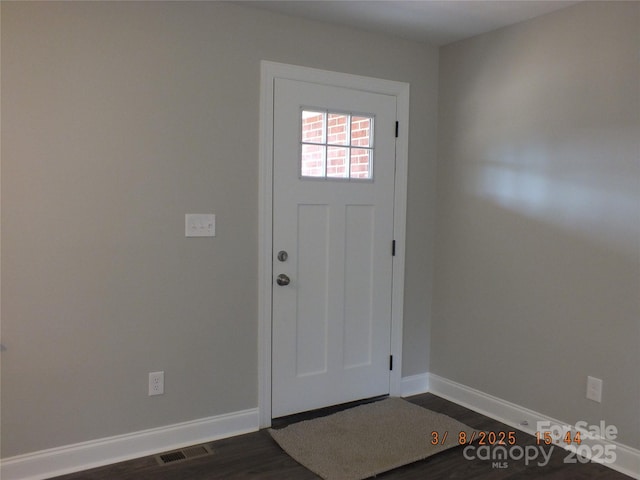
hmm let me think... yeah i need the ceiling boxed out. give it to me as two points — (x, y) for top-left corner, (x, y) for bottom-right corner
(241, 0), (581, 46)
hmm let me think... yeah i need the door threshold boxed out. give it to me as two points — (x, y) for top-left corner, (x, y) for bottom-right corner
(270, 395), (389, 429)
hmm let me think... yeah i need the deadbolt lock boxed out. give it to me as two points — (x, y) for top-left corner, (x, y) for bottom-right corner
(277, 250), (288, 262)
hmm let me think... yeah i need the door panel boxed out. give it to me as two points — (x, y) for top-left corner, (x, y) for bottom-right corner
(296, 204), (329, 377)
(272, 78), (397, 418)
(344, 204), (375, 369)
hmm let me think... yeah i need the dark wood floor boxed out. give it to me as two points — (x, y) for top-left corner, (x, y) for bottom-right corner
(50, 393), (631, 479)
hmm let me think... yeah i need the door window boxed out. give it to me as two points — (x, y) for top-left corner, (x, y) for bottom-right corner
(301, 110), (374, 180)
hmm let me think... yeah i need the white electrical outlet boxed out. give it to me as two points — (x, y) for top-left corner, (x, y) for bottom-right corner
(586, 376), (602, 403)
(149, 371), (164, 396)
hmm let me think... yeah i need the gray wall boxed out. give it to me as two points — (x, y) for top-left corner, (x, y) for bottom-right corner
(5, 0), (637, 462)
(434, 1), (639, 449)
(1, 2), (438, 457)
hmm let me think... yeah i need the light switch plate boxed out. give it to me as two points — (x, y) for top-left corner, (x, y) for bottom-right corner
(185, 214), (216, 237)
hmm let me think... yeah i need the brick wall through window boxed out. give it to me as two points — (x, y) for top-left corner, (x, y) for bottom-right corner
(301, 111), (373, 179)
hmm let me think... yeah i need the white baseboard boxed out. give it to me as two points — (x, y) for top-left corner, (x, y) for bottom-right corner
(428, 373), (640, 479)
(1, 408), (259, 480)
(400, 373), (430, 398)
(5, 377), (639, 480)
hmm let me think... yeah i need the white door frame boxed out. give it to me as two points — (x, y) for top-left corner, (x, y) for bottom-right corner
(258, 61), (409, 428)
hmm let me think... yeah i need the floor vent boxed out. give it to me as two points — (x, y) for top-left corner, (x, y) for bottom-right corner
(155, 444), (214, 466)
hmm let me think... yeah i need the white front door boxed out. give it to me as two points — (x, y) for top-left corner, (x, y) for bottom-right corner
(271, 78), (398, 418)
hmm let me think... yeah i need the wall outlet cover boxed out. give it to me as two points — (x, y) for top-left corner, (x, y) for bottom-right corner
(149, 371), (165, 396)
(586, 376), (602, 403)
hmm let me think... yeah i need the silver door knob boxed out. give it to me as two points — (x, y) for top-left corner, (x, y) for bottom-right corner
(276, 274), (290, 286)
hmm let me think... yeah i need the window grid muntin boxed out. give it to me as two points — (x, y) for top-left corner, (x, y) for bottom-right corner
(300, 108), (374, 181)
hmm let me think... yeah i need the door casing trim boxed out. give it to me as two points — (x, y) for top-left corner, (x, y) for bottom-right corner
(258, 61), (409, 428)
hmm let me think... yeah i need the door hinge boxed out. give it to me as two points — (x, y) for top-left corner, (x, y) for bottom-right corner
(392, 240), (396, 256)
(389, 355), (394, 371)
(395, 121), (399, 138)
